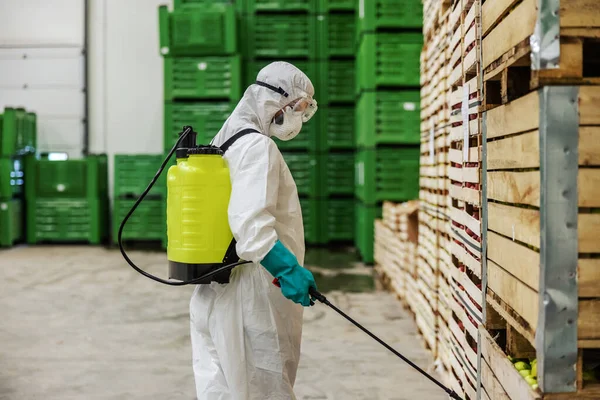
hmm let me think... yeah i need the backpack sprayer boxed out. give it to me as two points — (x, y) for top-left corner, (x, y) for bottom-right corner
(119, 126), (462, 400)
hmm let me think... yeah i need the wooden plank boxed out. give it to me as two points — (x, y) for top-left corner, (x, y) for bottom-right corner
(580, 213), (600, 253)
(480, 326), (541, 400)
(579, 258), (600, 298)
(580, 127), (600, 166)
(578, 339), (600, 348)
(580, 86), (600, 125)
(486, 90), (539, 138)
(481, 0), (520, 37)
(488, 231), (540, 291)
(463, 166), (480, 184)
(488, 202), (540, 248)
(482, 0), (537, 69)
(487, 259), (539, 330)
(489, 203), (600, 254)
(488, 127), (600, 168)
(487, 171), (540, 206)
(482, 359), (511, 400)
(488, 130), (540, 170)
(579, 299), (600, 340)
(579, 169), (600, 208)
(561, 0), (600, 28)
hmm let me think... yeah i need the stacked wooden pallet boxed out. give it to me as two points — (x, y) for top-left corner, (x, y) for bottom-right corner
(445, 1), (484, 399)
(418, 0), (453, 363)
(374, 201), (419, 301)
(421, 0), (458, 394)
(480, 0), (600, 399)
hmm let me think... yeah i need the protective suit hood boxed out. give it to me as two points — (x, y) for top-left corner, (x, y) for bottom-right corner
(212, 61), (315, 146)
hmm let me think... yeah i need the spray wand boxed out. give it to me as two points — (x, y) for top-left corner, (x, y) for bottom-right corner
(273, 278), (462, 400)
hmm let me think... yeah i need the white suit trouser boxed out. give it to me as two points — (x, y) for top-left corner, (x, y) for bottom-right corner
(190, 263), (303, 400)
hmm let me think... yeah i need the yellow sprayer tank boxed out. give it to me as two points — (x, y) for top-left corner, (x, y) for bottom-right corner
(167, 147), (234, 282)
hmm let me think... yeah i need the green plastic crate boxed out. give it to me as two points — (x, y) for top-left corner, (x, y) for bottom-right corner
(322, 106), (355, 150)
(114, 155), (165, 197)
(25, 155), (108, 199)
(323, 152), (354, 196)
(300, 198), (324, 244)
(244, 60), (317, 89)
(281, 152), (321, 197)
(317, 13), (356, 58)
(27, 197), (108, 244)
(0, 108), (22, 156)
(0, 198), (24, 247)
(113, 198), (165, 243)
(355, 148), (419, 203)
(318, 0), (356, 11)
(164, 102), (233, 151)
(23, 112), (37, 153)
(355, 201), (382, 263)
(164, 56), (241, 101)
(357, 33), (422, 92)
(174, 0), (245, 12)
(0, 157), (24, 199)
(325, 198), (355, 241)
(243, 14), (316, 59)
(319, 60), (355, 104)
(357, 0), (423, 35)
(356, 91), (420, 147)
(158, 4), (237, 56)
(246, 0), (314, 12)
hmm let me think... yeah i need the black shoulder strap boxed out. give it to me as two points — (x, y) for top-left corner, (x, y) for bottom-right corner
(219, 128), (260, 154)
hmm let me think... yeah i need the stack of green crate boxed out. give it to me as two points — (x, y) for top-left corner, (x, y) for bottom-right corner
(0, 108), (37, 248)
(317, 0), (356, 244)
(241, 0), (356, 244)
(159, 0), (242, 247)
(355, 0), (423, 263)
(25, 155), (109, 244)
(112, 155), (166, 245)
(159, 0), (241, 151)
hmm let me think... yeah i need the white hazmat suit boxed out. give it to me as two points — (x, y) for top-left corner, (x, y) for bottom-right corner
(189, 62), (315, 399)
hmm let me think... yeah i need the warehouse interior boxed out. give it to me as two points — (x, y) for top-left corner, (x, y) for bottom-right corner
(1, 0), (600, 399)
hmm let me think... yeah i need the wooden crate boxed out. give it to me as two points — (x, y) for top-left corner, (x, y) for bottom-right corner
(375, 201), (420, 301)
(481, 0), (600, 109)
(484, 85), (600, 399)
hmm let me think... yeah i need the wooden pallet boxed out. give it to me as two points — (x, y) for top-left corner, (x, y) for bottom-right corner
(481, 0), (600, 109)
(484, 85), (600, 399)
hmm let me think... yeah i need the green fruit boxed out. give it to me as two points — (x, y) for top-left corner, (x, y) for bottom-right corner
(532, 384), (538, 391)
(520, 370), (531, 378)
(525, 376), (537, 386)
(531, 363), (537, 377)
(514, 361), (530, 371)
(582, 370), (598, 382)
(508, 355), (514, 362)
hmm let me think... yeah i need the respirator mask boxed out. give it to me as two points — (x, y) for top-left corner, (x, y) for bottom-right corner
(269, 97), (318, 141)
(253, 81), (318, 141)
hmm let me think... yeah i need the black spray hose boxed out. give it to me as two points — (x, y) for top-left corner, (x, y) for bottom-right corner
(118, 126), (251, 286)
(308, 288), (463, 400)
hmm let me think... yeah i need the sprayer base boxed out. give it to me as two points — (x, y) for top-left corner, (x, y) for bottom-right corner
(168, 261), (231, 284)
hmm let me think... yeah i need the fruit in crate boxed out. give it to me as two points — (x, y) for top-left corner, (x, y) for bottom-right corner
(519, 369), (531, 378)
(514, 361), (530, 371)
(524, 376), (537, 386)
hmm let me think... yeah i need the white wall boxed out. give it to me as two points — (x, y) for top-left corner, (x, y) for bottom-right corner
(0, 0), (86, 157)
(88, 0), (170, 198)
(0, 0), (169, 197)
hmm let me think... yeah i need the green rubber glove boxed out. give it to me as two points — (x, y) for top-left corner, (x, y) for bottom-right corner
(261, 240), (317, 307)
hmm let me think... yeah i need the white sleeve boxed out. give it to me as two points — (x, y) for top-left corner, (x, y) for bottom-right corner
(228, 137), (280, 264)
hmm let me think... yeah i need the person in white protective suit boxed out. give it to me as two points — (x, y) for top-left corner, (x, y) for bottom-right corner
(189, 61), (319, 400)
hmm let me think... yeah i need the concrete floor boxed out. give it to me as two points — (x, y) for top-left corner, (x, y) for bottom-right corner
(0, 246), (446, 400)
